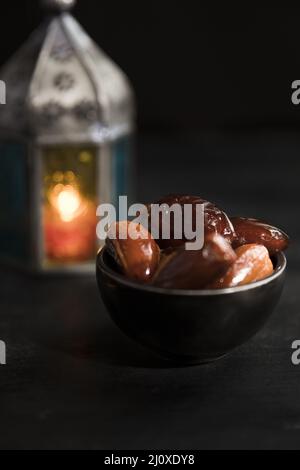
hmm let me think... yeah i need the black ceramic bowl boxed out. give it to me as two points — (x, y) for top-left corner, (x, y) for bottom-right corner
(96, 247), (286, 364)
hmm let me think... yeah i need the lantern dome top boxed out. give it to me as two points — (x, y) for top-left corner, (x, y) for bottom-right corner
(0, 9), (134, 143)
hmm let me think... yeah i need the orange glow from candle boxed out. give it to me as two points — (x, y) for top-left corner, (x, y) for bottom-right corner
(49, 184), (85, 222)
(44, 182), (97, 263)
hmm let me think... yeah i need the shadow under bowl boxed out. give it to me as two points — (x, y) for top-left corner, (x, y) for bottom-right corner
(96, 248), (286, 365)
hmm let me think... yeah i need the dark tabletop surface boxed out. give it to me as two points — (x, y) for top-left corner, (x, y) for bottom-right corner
(1, 130), (300, 450)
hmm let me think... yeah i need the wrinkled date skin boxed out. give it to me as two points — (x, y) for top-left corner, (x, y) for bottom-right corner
(231, 217), (289, 255)
(151, 234), (237, 290)
(147, 194), (236, 250)
(106, 221), (160, 283)
(210, 244), (274, 289)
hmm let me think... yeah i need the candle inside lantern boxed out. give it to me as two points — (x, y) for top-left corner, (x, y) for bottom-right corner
(42, 146), (98, 266)
(44, 181), (97, 263)
(49, 183), (84, 222)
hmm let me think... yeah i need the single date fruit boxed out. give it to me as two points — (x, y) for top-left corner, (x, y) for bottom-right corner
(151, 234), (237, 290)
(147, 194), (236, 249)
(210, 244), (274, 289)
(231, 217), (289, 254)
(106, 221), (160, 283)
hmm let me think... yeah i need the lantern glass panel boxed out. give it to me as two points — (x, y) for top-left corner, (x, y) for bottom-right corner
(42, 145), (98, 265)
(112, 135), (135, 209)
(0, 141), (29, 264)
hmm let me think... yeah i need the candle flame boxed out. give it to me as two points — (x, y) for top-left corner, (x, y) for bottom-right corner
(50, 184), (84, 222)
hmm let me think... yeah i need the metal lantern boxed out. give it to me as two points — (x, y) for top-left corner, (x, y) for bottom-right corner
(0, 0), (135, 274)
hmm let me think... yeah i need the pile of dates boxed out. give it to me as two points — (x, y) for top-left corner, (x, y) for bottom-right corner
(105, 195), (289, 290)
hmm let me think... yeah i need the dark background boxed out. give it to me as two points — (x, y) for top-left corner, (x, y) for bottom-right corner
(1, 3), (300, 131)
(1, 3), (300, 450)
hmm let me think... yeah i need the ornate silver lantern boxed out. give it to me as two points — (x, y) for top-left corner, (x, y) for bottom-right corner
(0, 0), (135, 274)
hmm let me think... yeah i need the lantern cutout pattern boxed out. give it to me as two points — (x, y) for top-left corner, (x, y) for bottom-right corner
(0, 0), (135, 273)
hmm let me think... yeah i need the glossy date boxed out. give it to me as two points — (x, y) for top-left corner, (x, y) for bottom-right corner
(106, 221), (160, 283)
(231, 217), (289, 254)
(210, 244), (274, 289)
(147, 194), (236, 249)
(151, 233), (236, 289)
